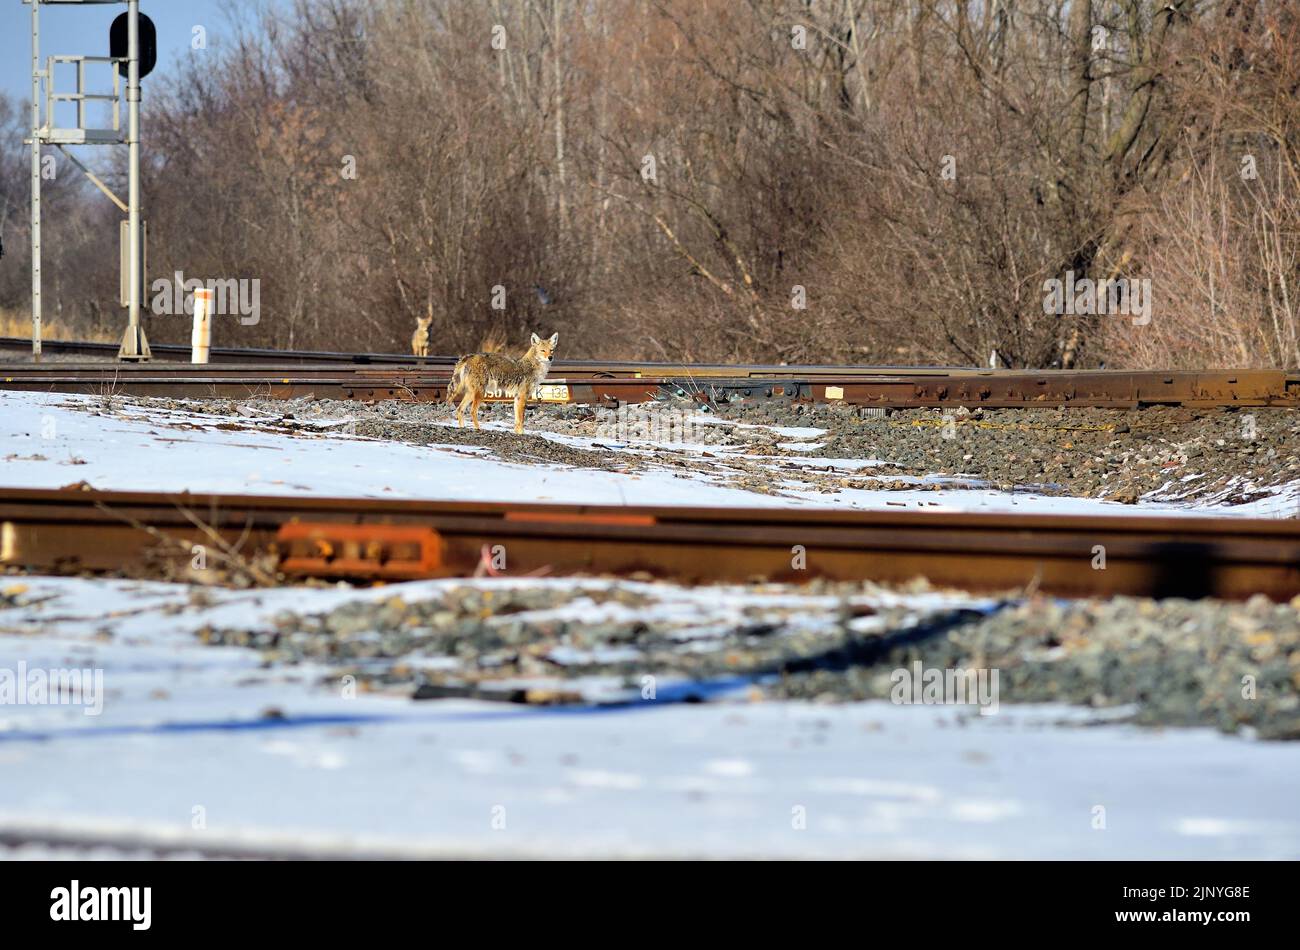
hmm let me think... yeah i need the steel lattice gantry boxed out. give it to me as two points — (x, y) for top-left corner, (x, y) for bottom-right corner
(25, 0), (150, 361)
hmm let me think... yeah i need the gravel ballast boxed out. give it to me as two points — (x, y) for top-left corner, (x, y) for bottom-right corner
(193, 580), (1300, 740)
(114, 394), (1300, 508)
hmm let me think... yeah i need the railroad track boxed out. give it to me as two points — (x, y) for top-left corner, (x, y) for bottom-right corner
(1, 335), (957, 374)
(2, 487), (1297, 599)
(2, 358), (1297, 409)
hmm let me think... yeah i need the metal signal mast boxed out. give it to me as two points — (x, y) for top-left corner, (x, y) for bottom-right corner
(26, 0), (156, 361)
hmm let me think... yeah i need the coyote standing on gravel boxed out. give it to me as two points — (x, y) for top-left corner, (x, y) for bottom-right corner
(411, 309), (433, 357)
(448, 332), (559, 433)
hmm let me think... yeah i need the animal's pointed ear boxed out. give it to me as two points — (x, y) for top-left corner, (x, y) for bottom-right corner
(530, 332), (541, 345)
(548, 333), (559, 346)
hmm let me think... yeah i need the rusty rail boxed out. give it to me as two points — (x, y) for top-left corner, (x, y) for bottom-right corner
(1, 487), (1297, 599)
(2, 335), (965, 374)
(1, 360), (1297, 409)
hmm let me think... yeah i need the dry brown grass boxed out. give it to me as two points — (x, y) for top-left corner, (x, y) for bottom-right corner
(0, 309), (116, 343)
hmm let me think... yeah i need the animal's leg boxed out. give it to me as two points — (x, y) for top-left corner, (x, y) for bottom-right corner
(471, 392), (482, 430)
(514, 393), (525, 433)
(456, 389), (473, 428)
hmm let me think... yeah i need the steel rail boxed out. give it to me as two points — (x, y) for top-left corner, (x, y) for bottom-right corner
(2, 361), (1297, 408)
(0, 335), (969, 373)
(1, 487), (1296, 599)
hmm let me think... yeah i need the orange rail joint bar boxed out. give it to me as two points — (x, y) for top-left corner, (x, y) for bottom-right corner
(276, 523), (444, 580)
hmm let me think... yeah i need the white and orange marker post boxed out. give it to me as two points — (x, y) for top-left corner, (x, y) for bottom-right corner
(191, 287), (213, 364)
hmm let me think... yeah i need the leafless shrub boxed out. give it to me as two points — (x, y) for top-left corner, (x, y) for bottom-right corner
(0, 1), (1293, 371)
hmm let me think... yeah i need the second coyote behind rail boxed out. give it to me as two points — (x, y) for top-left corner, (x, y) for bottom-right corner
(447, 332), (559, 433)
(411, 308), (433, 357)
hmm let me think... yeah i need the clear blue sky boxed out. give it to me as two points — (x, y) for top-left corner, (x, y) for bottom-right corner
(2, 1), (278, 107)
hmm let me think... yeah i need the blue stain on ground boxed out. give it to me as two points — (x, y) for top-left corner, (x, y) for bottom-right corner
(0, 711), (400, 743)
(0, 676), (756, 744)
(0, 602), (1015, 744)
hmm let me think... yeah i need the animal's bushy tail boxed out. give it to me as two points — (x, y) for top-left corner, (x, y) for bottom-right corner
(479, 326), (508, 354)
(446, 358), (468, 405)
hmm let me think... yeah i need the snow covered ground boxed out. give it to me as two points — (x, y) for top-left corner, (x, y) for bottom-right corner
(2, 389), (1297, 515)
(4, 390), (1299, 858)
(2, 575), (1298, 859)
